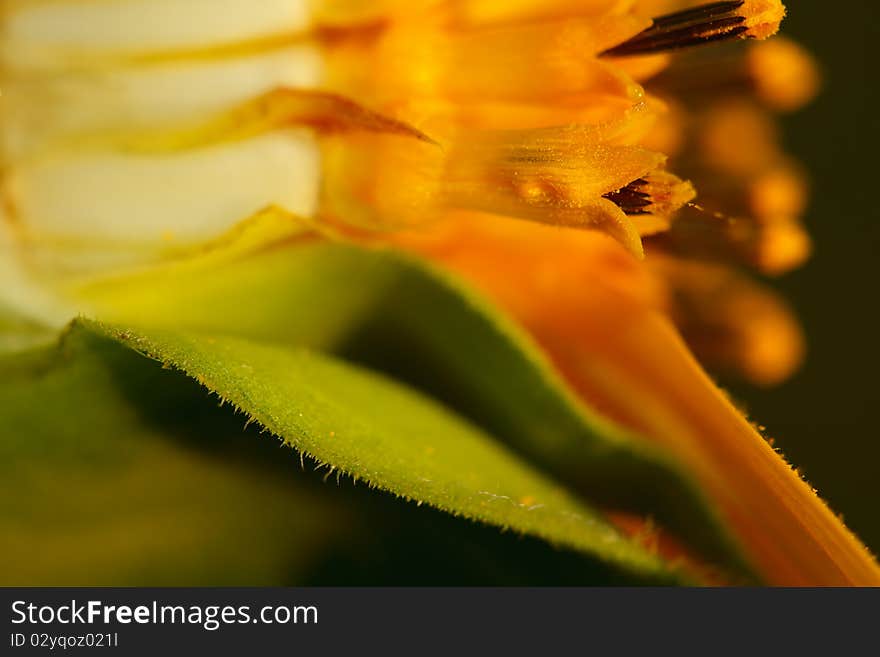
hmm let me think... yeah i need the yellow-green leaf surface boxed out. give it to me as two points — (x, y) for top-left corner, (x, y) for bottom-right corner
(0, 328), (345, 585)
(1, 326), (670, 585)
(76, 318), (683, 583)
(75, 216), (749, 578)
(0, 303), (57, 353)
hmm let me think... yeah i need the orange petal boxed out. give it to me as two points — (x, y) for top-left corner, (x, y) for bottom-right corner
(392, 214), (880, 586)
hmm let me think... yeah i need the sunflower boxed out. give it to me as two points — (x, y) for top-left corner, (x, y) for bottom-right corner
(1, 0), (877, 585)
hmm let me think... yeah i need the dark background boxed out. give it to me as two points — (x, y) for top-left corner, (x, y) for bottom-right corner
(731, 3), (880, 553)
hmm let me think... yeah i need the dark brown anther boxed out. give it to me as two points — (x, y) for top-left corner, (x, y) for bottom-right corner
(604, 179), (653, 216)
(601, 0), (752, 57)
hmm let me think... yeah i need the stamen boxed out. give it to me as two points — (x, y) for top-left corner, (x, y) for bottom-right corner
(650, 202), (811, 275)
(647, 38), (819, 113)
(604, 179), (652, 216)
(601, 0), (785, 58)
(604, 173), (696, 220)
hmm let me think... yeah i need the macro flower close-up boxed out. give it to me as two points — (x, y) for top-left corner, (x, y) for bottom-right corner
(1, 0), (878, 588)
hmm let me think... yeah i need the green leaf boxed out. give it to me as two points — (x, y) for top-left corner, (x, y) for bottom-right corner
(87, 318), (684, 583)
(0, 323), (684, 585)
(76, 219), (750, 579)
(0, 328), (346, 585)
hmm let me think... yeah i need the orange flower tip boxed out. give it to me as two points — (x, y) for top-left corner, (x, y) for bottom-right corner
(738, 313), (805, 386)
(601, 0), (786, 58)
(656, 257), (805, 385)
(749, 166), (809, 220)
(748, 38), (821, 112)
(754, 223), (812, 275)
(716, 287), (806, 387)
